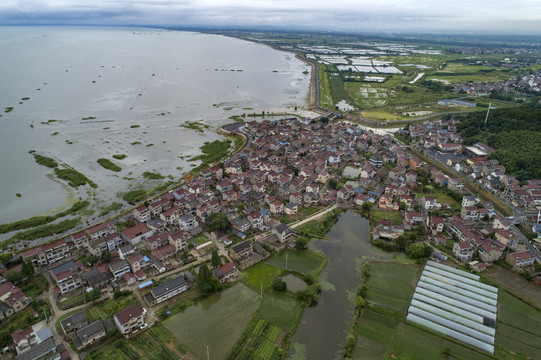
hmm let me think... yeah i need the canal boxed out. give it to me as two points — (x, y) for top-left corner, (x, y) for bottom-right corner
(288, 211), (391, 359)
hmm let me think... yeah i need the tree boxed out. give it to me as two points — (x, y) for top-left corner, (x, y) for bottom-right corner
(101, 250), (111, 263)
(197, 264), (215, 295)
(407, 243), (432, 259)
(0, 253), (13, 264)
(211, 249), (222, 269)
(21, 260), (35, 279)
(86, 289), (101, 302)
(206, 212), (231, 232)
(362, 202), (373, 211)
(295, 236), (309, 250)
(395, 235), (408, 251)
(236, 203), (245, 216)
(4, 269), (23, 284)
(328, 178), (339, 190)
(272, 278), (287, 292)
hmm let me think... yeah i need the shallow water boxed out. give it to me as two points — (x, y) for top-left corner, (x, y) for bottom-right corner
(289, 211), (391, 360)
(0, 26), (310, 223)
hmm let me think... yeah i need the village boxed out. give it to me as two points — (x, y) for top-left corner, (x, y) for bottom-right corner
(1, 114), (540, 360)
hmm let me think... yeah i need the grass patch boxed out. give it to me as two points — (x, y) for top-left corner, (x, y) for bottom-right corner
(189, 140), (232, 167)
(142, 171), (165, 180)
(33, 154), (58, 168)
(97, 158), (122, 172)
(54, 167), (97, 188)
(99, 202), (122, 217)
(4, 217), (80, 246)
(190, 234), (211, 246)
(97, 293), (140, 316)
(130, 124), (140, 128)
(179, 120), (210, 133)
(365, 262), (420, 312)
(0, 200), (88, 235)
(257, 292), (303, 332)
(370, 210), (403, 226)
(21, 275), (49, 297)
(164, 283), (260, 360)
(242, 262), (283, 292)
(82, 116), (96, 120)
(122, 189), (147, 203)
(266, 249), (326, 277)
(4, 107), (14, 113)
(112, 154), (127, 160)
(416, 189), (461, 212)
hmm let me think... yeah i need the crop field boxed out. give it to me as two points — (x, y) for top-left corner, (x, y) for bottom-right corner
(164, 283), (260, 360)
(88, 306), (108, 321)
(365, 262), (420, 313)
(227, 318), (288, 360)
(266, 249), (326, 276)
(256, 292), (303, 332)
(495, 291), (541, 359)
(242, 262), (283, 292)
(85, 324), (191, 360)
(98, 293), (140, 316)
(354, 310), (494, 360)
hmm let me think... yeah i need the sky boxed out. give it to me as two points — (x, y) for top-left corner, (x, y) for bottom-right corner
(1, 0), (541, 35)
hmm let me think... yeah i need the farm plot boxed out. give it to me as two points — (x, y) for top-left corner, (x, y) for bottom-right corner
(242, 262), (283, 292)
(164, 283), (260, 360)
(227, 318), (288, 360)
(365, 262), (420, 313)
(257, 292), (303, 332)
(266, 250), (326, 276)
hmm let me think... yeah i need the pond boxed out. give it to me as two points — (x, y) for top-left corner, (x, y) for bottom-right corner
(281, 273), (308, 292)
(288, 211), (392, 360)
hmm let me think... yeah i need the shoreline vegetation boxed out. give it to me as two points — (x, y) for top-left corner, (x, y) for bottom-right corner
(97, 158), (122, 172)
(1, 129), (245, 250)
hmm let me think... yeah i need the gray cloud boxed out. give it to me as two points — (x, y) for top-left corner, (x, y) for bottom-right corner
(0, 0), (540, 34)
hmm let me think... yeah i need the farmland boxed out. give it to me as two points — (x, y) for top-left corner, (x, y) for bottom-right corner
(256, 292), (303, 332)
(365, 262), (420, 315)
(265, 249), (326, 277)
(242, 262), (284, 292)
(164, 283), (260, 360)
(84, 324), (192, 360)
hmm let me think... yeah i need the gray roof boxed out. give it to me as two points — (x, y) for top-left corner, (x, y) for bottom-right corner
(61, 311), (87, 333)
(50, 260), (76, 276)
(274, 224), (289, 234)
(231, 241), (252, 254)
(109, 259), (129, 271)
(77, 320), (104, 339)
(16, 338), (57, 360)
(179, 214), (195, 222)
(151, 275), (186, 298)
(35, 327), (53, 343)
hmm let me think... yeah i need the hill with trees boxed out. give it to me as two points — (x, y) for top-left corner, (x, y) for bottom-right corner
(457, 105), (541, 180)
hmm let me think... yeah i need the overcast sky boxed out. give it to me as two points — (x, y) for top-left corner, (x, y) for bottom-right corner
(1, 0), (541, 34)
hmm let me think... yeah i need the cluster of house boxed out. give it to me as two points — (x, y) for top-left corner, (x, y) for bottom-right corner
(405, 118), (541, 211)
(59, 304), (147, 350)
(8, 324), (69, 360)
(0, 281), (31, 321)
(452, 69), (541, 96)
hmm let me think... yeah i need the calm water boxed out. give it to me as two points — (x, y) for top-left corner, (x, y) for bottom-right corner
(0, 26), (310, 224)
(289, 212), (391, 360)
(281, 273), (308, 292)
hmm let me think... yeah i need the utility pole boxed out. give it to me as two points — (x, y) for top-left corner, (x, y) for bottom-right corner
(484, 102), (491, 125)
(286, 253), (288, 270)
(260, 283), (263, 301)
(207, 345), (210, 360)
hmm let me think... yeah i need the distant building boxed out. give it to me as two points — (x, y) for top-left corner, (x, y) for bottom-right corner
(438, 99), (476, 107)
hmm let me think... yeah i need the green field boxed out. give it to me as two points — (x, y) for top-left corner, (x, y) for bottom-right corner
(370, 210), (403, 226)
(417, 189), (462, 211)
(495, 291), (541, 359)
(242, 262), (283, 292)
(266, 250), (326, 276)
(85, 323), (190, 360)
(365, 262), (420, 313)
(190, 233), (211, 246)
(257, 292), (303, 332)
(164, 283), (260, 360)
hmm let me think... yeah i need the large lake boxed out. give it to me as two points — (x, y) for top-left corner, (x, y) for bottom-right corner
(0, 27), (310, 224)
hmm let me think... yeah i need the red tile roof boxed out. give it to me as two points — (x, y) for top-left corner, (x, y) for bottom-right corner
(114, 304), (144, 326)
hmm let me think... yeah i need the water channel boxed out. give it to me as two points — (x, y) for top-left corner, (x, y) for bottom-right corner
(288, 211), (392, 360)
